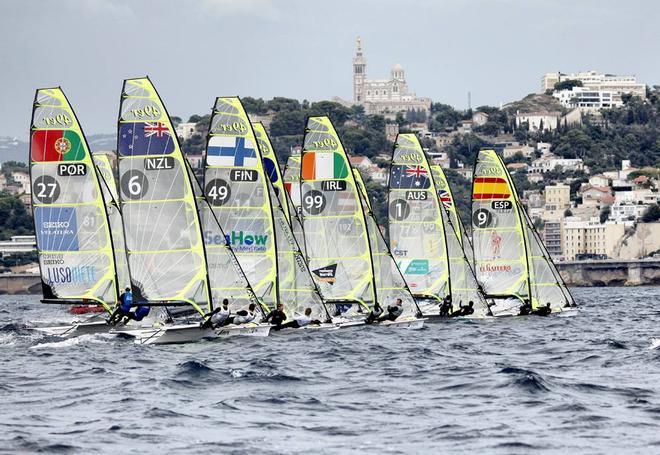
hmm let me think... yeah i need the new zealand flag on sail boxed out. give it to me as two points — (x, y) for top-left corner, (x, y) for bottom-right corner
(118, 122), (174, 156)
(390, 165), (431, 189)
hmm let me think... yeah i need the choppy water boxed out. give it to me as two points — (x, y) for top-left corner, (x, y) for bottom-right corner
(2, 287), (660, 454)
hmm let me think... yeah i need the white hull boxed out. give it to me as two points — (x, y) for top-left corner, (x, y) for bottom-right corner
(554, 307), (579, 317)
(32, 320), (110, 338)
(273, 320), (366, 333)
(134, 322), (271, 345)
(379, 318), (426, 329)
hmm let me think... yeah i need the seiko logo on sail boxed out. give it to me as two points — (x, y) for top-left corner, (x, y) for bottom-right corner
(230, 169), (257, 182)
(322, 180), (346, 191)
(405, 191), (427, 200)
(144, 157), (174, 171)
(129, 105), (160, 119)
(311, 138), (337, 150)
(57, 163), (87, 176)
(41, 114), (71, 126)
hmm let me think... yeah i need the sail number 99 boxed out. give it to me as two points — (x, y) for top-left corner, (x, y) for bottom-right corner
(302, 190), (326, 215)
(205, 179), (231, 207)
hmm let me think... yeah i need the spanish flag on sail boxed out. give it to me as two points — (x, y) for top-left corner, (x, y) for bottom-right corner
(472, 177), (511, 200)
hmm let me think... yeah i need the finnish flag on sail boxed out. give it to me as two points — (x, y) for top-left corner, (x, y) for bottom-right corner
(207, 136), (258, 167)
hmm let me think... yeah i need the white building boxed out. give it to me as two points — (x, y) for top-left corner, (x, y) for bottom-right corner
(541, 70), (646, 97)
(515, 111), (560, 132)
(175, 122), (197, 140)
(472, 111), (489, 126)
(530, 154), (584, 174)
(562, 217), (625, 260)
(353, 37), (431, 115)
(11, 170), (30, 194)
(553, 87), (621, 109)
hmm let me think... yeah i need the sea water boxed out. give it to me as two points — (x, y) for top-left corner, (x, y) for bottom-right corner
(1, 287), (660, 453)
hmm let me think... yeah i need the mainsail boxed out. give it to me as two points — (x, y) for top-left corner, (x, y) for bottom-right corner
(203, 98), (278, 309)
(117, 77), (210, 316)
(353, 168), (420, 318)
(252, 122), (291, 223)
(30, 87), (118, 312)
(388, 134), (488, 316)
(471, 149), (574, 313)
(92, 153), (131, 294)
(300, 116), (375, 313)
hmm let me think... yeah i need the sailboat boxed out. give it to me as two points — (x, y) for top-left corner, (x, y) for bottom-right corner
(388, 134), (490, 319)
(300, 116), (424, 327)
(203, 99), (338, 331)
(116, 78), (269, 345)
(353, 168), (425, 328)
(471, 149), (577, 316)
(29, 87), (129, 337)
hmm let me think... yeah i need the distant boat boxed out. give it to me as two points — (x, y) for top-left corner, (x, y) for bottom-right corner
(471, 150), (577, 316)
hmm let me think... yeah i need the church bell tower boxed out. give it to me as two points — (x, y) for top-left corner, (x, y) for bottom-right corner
(353, 37), (366, 104)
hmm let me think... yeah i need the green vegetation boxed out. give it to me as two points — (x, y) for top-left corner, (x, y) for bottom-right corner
(553, 79), (583, 91)
(0, 193), (33, 239)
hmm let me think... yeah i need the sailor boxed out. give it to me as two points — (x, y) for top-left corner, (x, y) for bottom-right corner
(364, 302), (383, 324)
(264, 303), (287, 327)
(377, 298), (404, 322)
(439, 296), (453, 317)
(276, 307), (321, 330)
(450, 301), (475, 317)
(231, 303), (258, 325)
(120, 304), (151, 324)
(532, 302), (552, 316)
(108, 287), (133, 325)
(201, 299), (231, 328)
(519, 299), (532, 316)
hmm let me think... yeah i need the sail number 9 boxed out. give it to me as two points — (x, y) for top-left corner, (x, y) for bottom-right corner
(205, 179), (231, 207)
(302, 190), (326, 215)
(472, 208), (493, 228)
(120, 170), (149, 200)
(33, 175), (61, 204)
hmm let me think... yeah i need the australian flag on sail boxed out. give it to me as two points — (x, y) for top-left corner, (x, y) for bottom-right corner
(390, 165), (430, 190)
(207, 136), (258, 167)
(118, 122), (174, 156)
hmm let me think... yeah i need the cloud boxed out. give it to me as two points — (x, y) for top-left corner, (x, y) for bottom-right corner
(199, 0), (279, 18)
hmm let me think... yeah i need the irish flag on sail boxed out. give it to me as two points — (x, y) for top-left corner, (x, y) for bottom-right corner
(301, 152), (348, 180)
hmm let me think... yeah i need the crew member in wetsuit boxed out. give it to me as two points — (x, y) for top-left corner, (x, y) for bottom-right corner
(532, 302), (552, 316)
(201, 299), (231, 328)
(439, 296), (453, 317)
(276, 307), (321, 330)
(450, 301), (475, 317)
(264, 303), (287, 327)
(377, 298), (404, 322)
(364, 302), (383, 324)
(120, 304), (151, 324)
(108, 287), (133, 325)
(231, 303), (258, 325)
(519, 299), (532, 316)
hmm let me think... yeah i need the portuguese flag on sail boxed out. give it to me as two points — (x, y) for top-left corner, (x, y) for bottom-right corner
(31, 130), (84, 162)
(301, 152), (348, 180)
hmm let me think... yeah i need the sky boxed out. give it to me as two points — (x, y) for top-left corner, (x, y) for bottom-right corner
(1, 0), (659, 138)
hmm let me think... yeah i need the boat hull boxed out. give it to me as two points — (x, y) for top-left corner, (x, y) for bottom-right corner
(379, 318), (426, 329)
(134, 323), (271, 345)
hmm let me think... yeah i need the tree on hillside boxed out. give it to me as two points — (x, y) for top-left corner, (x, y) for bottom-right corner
(308, 101), (353, 127)
(242, 97), (268, 115)
(642, 204), (660, 223)
(270, 110), (307, 137)
(553, 79), (583, 91)
(267, 97), (301, 112)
